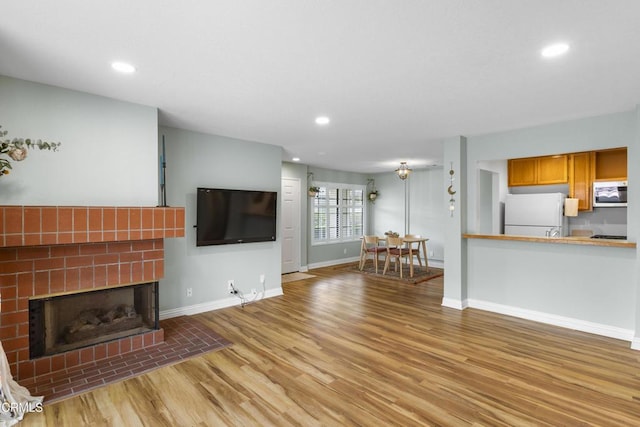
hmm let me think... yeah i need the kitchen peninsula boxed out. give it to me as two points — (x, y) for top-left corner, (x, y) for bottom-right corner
(443, 108), (640, 351)
(463, 233), (636, 248)
(460, 232), (637, 345)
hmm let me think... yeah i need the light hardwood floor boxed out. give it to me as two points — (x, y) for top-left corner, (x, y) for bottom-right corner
(22, 264), (640, 426)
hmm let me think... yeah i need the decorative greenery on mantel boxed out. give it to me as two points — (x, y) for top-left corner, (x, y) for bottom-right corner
(0, 125), (61, 176)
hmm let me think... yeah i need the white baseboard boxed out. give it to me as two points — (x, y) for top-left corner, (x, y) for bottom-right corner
(427, 259), (444, 269)
(159, 287), (284, 320)
(441, 297), (468, 310)
(160, 283), (639, 350)
(308, 256), (361, 270)
(467, 298), (635, 343)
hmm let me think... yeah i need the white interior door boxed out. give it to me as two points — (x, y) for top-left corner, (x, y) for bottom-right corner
(281, 178), (300, 273)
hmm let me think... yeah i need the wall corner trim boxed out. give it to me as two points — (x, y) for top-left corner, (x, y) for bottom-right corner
(441, 298), (468, 310)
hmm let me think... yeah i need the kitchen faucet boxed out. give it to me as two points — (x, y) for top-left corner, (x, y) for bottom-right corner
(546, 227), (560, 237)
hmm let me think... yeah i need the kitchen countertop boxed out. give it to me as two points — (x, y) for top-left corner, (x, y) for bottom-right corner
(462, 233), (636, 248)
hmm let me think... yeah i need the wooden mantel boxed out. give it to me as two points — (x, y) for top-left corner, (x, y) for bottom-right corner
(0, 206), (185, 247)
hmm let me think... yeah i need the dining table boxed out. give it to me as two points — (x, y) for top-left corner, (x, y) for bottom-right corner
(373, 235), (430, 278)
(401, 235), (430, 277)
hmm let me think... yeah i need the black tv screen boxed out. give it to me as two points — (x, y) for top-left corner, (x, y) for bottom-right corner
(196, 187), (277, 246)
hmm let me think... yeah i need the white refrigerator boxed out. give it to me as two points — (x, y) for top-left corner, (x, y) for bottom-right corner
(504, 193), (568, 237)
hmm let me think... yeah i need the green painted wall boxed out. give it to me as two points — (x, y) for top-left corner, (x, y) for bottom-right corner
(305, 166), (369, 266)
(159, 126), (283, 311)
(0, 75), (158, 205)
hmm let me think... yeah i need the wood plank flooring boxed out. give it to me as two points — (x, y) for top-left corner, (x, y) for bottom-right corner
(21, 264), (640, 426)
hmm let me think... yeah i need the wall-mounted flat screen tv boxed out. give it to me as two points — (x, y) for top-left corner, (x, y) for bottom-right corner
(196, 187), (277, 246)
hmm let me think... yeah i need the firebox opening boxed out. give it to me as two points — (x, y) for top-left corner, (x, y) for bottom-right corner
(29, 282), (159, 359)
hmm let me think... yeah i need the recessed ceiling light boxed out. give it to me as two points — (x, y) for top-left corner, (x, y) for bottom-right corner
(111, 61), (136, 73)
(292, 157), (300, 162)
(315, 116), (330, 125)
(541, 43), (570, 58)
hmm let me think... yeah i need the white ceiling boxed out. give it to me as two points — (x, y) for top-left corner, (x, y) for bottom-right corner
(3, 1), (640, 173)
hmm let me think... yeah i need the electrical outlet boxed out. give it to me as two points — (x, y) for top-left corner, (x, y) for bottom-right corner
(186, 288), (193, 297)
(227, 280), (236, 294)
(429, 251), (434, 257)
(343, 248), (347, 254)
(251, 288), (257, 296)
(260, 274), (265, 283)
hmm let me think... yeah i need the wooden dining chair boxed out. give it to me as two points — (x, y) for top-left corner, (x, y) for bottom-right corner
(359, 235), (385, 273)
(404, 234), (423, 269)
(383, 236), (409, 278)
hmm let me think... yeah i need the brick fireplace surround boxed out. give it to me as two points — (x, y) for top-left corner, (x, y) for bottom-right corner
(0, 206), (185, 383)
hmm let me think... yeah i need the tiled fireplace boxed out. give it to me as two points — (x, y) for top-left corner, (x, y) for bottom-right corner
(0, 206), (185, 382)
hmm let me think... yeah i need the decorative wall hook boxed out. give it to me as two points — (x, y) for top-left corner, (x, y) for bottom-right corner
(448, 162), (456, 217)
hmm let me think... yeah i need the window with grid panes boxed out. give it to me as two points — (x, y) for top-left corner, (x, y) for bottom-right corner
(311, 183), (365, 244)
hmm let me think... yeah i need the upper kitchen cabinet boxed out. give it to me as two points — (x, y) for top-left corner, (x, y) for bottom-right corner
(508, 158), (537, 186)
(508, 155), (568, 187)
(537, 155), (569, 184)
(595, 147), (627, 180)
(568, 152), (595, 211)
(508, 147), (626, 211)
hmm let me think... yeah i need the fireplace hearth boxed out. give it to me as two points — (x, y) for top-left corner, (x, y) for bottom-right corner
(29, 282), (159, 359)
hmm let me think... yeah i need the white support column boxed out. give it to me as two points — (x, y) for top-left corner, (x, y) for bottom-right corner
(442, 136), (468, 309)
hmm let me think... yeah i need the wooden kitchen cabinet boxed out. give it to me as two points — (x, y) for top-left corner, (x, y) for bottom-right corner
(508, 147), (626, 210)
(537, 155), (568, 184)
(595, 148), (627, 180)
(508, 158), (537, 186)
(508, 155), (568, 186)
(568, 152), (595, 211)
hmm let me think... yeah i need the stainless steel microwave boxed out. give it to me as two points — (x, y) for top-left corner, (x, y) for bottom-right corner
(593, 180), (627, 207)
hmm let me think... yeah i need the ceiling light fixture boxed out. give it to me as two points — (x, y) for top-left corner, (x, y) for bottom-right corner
(111, 61), (136, 73)
(541, 43), (570, 58)
(315, 116), (330, 125)
(395, 162), (412, 180)
(292, 157), (300, 162)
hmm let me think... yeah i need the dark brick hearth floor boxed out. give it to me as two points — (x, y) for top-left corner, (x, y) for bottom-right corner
(21, 316), (232, 403)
